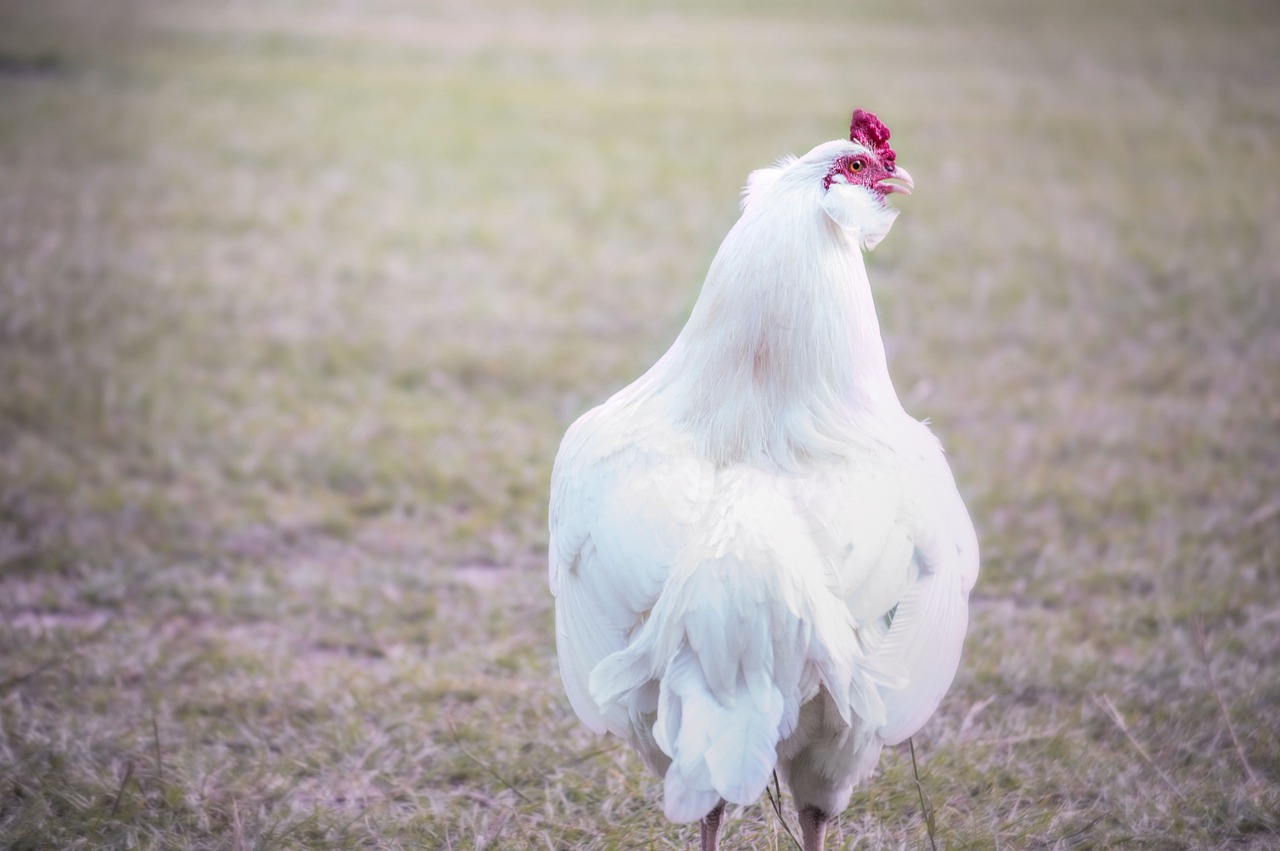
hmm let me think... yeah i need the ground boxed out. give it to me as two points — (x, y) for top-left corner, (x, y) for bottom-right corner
(1, 0), (1278, 847)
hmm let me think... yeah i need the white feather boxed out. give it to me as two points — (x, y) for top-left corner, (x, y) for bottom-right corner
(820, 182), (901, 250)
(740, 155), (797, 210)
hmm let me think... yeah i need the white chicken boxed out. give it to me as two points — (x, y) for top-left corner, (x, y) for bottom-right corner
(548, 110), (978, 851)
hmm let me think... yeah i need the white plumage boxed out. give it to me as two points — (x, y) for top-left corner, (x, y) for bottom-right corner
(549, 111), (978, 851)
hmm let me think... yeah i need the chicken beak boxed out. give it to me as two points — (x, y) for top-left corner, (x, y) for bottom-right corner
(879, 166), (914, 196)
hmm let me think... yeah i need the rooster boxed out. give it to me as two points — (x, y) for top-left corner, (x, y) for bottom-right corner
(548, 110), (978, 851)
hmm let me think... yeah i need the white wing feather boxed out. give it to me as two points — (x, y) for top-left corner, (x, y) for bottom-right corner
(875, 463), (979, 745)
(549, 399), (711, 738)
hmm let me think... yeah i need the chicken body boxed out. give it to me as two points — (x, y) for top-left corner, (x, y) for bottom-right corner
(549, 116), (978, 851)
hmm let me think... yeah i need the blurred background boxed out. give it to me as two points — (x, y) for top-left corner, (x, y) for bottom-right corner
(1, 0), (1277, 847)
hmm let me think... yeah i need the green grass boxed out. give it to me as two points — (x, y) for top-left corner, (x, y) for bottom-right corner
(2, 0), (1279, 847)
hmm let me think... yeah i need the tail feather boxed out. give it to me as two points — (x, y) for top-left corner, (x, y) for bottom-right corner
(656, 645), (782, 819)
(589, 553), (901, 822)
(703, 679), (784, 803)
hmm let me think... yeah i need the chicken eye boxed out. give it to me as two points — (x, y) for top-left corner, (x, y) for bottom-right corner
(849, 159), (865, 173)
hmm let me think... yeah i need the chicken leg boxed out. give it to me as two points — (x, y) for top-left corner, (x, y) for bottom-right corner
(799, 805), (828, 851)
(699, 800), (726, 851)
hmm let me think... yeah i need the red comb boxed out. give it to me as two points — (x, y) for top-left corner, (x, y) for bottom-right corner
(849, 109), (896, 169)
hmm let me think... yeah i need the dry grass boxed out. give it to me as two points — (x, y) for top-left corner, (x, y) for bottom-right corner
(1, 0), (1279, 847)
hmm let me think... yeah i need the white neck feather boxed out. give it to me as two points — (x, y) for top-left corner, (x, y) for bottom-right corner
(632, 159), (906, 468)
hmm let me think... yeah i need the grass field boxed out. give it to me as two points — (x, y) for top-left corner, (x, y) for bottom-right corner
(2, 0), (1279, 847)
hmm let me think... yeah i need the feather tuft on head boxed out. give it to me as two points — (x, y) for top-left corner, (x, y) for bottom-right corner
(849, 109), (896, 170)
